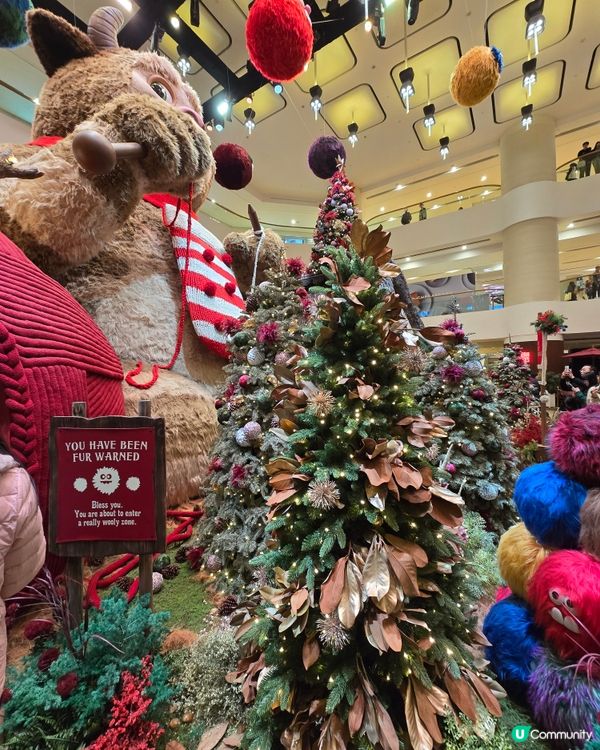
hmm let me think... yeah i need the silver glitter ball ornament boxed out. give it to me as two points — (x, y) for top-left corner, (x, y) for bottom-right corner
(431, 346), (447, 360)
(152, 572), (164, 593)
(244, 420), (262, 440)
(235, 428), (251, 447)
(247, 347), (265, 366)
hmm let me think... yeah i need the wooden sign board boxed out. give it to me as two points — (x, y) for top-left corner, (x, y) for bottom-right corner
(49, 415), (166, 558)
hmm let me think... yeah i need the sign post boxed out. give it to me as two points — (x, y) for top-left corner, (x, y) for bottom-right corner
(49, 400), (166, 626)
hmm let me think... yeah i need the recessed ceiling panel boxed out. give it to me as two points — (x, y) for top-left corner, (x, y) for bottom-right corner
(321, 84), (386, 139)
(0, 83), (34, 124)
(486, 0), (575, 68)
(161, 1), (231, 65)
(587, 44), (600, 90)
(380, 0), (452, 48)
(390, 37), (461, 109)
(295, 37), (357, 93)
(412, 104), (474, 151)
(492, 60), (565, 124)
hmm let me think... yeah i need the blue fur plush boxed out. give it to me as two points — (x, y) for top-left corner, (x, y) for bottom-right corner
(0, 1), (33, 49)
(514, 461), (587, 548)
(483, 595), (542, 705)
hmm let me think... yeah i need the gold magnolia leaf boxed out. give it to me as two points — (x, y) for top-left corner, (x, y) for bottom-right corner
(357, 384), (375, 400)
(364, 610), (388, 653)
(222, 734), (243, 748)
(374, 697), (400, 750)
(320, 556), (347, 614)
(365, 481), (387, 511)
(343, 275), (371, 306)
(381, 616), (403, 652)
(363, 538), (391, 600)
(291, 588), (309, 615)
(404, 681), (434, 750)
(350, 218), (369, 251)
(411, 680), (445, 745)
(384, 535), (428, 568)
(429, 483), (465, 504)
(338, 559), (362, 628)
(443, 672), (478, 723)
(348, 689), (365, 737)
(318, 713), (347, 750)
(197, 723), (229, 750)
(387, 548), (420, 598)
(465, 670), (502, 717)
(375, 583), (399, 614)
(302, 634), (320, 670)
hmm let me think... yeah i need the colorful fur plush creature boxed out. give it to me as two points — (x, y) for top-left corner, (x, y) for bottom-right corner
(0, 7), (278, 503)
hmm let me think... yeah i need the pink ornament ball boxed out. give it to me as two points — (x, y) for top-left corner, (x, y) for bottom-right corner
(528, 549), (600, 664)
(246, 0), (313, 83)
(214, 143), (253, 190)
(445, 462), (456, 475)
(239, 375), (250, 388)
(548, 404), (600, 487)
(308, 136), (346, 179)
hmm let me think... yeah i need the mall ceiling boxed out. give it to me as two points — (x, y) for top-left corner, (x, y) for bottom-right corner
(1, 0), (599, 277)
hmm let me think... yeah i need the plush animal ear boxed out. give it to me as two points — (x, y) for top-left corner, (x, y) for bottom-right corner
(26, 9), (97, 77)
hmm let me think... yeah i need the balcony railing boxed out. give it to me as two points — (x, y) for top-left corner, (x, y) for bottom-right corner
(412, 289), (504, 317)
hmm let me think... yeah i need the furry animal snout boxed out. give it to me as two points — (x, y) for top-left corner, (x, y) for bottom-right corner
(178, 105), (204, 129)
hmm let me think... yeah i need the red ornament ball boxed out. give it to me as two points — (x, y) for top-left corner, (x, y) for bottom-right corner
(214, 143), (253, 190)
(239, 375), (250, 388)
(246, 0), (313, 83)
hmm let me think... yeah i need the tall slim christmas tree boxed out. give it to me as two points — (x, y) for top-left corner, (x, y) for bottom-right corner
(235, 223), (502, 750)
(416, 320), (518, 535)
(312, 162), (357, 259)
(194, 258), (309, 592)
(491, 344), (539, 425)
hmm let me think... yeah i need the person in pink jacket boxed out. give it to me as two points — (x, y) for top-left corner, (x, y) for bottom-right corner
(0, 396), (46, 694)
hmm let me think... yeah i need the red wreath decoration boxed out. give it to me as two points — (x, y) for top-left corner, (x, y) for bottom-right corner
(214, 143), (253, 190)
(246, 0), (314, 83)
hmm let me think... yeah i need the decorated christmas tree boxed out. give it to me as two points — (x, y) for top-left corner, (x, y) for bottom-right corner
(490, 345), (539, 426)
(312, 162), (357, 259)
(415, 319), (518, 535)
(234, 223), (503, 750)
(194, 258), (309, 592)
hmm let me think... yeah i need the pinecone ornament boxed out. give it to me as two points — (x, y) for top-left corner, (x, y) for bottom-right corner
(245, 293), (259, 312)
(214, 517), (227, 532)
(205, 554), (222, 572)
(162, 564), (180, 580)
(218, 595), (238, 617)
(175, 546), (189, 564)
(117, 576), (134, 592)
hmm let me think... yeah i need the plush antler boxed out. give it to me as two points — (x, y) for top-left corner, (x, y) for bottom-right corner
(248, 204), (262, 236)
(87, 6), (124, 51)
(0, 149), (43, 180)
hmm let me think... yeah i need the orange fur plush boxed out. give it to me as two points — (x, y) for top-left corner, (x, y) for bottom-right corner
(497, 522), (552, 600)
(450, 46), (503, 107)
(0, 7), (271, 504)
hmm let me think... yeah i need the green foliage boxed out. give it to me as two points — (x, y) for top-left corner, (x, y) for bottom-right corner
(3, 591), (171, 749)
(415, 332), (518, 535)
(462, 510), (502, 599)
(193, 263), (306, 591)
(165, 626), (243, 726)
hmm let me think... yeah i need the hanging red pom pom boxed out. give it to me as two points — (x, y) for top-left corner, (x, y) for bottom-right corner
(203, 248), (215, 262)
(246, 0), (313, 83)
(214, 143), (253, 190)
(225, 281), (236, 295)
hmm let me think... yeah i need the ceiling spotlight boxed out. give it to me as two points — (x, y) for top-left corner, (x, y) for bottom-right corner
(272, 82), (284, 95)
(170, 15), (180, 29)
(521, 103), (533, 131)
(525, 0), (545, 55)
(214, 115), (225, 132)
(449, 165), (460, 173)
(522, 58), (537, 96)
(567, 222), (575, 229)
(246, 93), (254, 105)
(348, 121), (359, 148)
(33, 96), (39, 105)
(481, 175), (487, 181)
(423, 103), (436, 135)
(310, 84), (323, 120)
(116, 0), (132, 11)
(399, 67), (415, 113)
(364, 18), (373, 32)
(206, 121), (214, 132)
(244, 108), (256, 135)
(405, 0), (420, 25)
(426, 192), (432, 198)
(395, 184), (405, 191)
(439, 136), (450, 160)
(176, 50), (191, 78)
(190, 0), (200, 26)
(217, 98), (231, 117)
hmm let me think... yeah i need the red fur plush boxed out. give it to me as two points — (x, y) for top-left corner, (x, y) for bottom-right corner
(549, 404), (600, 486)
(529, 550), (600, 662)
(246, 0), (313, 82)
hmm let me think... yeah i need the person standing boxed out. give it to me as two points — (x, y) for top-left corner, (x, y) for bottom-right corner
(592, 141), (600, 175)
(401, 209), (412, 225)
(565, 163), (579, 181)
(593, 266), (600, 299)
(580, 365), (598, 391)
(563, 281), (576, 301)
(578, 141), (593, 178)
(418, 202), (427, 221)
(576, 275), (587, 300)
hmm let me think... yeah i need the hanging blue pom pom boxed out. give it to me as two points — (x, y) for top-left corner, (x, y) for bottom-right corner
(0, 0), (33, 49)
(491, 46), (504, 73)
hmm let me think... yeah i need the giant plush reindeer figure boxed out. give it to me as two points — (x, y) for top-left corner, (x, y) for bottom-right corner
(0, 7), (275, 505)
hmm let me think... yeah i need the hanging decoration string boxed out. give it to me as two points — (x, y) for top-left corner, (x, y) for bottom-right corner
(250, 227), (266, 292)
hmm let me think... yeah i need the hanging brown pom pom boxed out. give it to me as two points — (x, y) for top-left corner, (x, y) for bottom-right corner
(450, 46), (503, 107)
